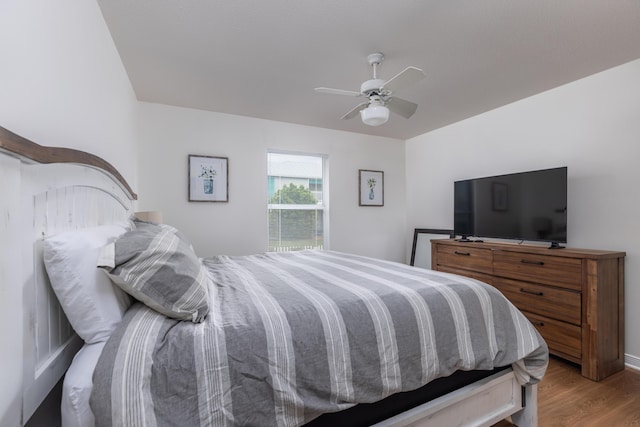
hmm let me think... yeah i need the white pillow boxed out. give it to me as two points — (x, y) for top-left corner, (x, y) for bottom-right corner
(43, 225), (132, 344)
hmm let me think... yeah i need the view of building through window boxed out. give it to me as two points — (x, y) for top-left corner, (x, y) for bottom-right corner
(267, 152), (327, 252)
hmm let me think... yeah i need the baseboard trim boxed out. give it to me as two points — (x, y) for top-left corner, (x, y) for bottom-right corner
(625, 353), (640, 372)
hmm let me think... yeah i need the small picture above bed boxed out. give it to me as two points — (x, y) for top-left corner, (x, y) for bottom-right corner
(97, 220), (210, 323)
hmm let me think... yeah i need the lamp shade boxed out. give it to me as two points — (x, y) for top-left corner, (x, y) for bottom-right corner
(135, 211), (163, 223)
(360, 104), (389, 126)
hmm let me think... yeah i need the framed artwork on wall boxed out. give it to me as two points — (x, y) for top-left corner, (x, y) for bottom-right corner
(359, 169), (384, 206)
(188, 155), (229, 202)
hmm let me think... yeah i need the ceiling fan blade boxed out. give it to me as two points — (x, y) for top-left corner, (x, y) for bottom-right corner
(340, 102), (369, 120)
(381, 66), (426, 94)
(387, 97), (418, 119)
(315, 87), (362, 97)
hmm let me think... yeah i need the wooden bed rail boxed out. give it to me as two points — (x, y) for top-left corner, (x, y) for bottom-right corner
(0, 125), (137, 200)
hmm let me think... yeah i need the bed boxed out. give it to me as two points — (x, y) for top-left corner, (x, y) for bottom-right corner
(1, 125), (548, 427)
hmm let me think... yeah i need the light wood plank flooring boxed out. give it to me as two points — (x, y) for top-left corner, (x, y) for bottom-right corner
(493, 356), (640, 426)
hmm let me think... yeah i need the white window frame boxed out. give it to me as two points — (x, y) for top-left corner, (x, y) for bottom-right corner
(267, 150), (329, 251)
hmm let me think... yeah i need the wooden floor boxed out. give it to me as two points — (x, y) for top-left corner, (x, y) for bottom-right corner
(493, 356), (640, 426)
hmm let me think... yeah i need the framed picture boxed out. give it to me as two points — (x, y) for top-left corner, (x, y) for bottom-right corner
(188, 155), (228, 202)
(410, 228), (454, 269)
(492, 182), (508, 211)
(359, 169), (384, 206)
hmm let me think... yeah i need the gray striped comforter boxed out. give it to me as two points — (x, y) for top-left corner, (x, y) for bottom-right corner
(91, 250), (548, 426)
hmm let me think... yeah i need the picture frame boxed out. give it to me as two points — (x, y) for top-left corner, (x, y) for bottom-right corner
(359, 169), (384, 206)
(410, 228), (454, 269)
(492, 182), (508, 211)
(188, 155), (229, 202)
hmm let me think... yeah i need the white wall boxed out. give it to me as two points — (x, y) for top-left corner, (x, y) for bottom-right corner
(0, 0), (138, 186)
(0, 0), (138, 424)
(137, 103), (407, 262)
(406, 58), (640, 366)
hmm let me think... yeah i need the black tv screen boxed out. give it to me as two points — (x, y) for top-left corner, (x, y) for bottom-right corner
(454, 167), (567, 244)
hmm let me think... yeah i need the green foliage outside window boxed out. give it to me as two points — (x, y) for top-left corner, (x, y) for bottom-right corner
(269, 184), (321, 244)
(269, 183), (317, 204)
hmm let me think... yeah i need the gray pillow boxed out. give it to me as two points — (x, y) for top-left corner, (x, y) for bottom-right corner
(132, 217), (193, 248)
(98, 221), (209, 323)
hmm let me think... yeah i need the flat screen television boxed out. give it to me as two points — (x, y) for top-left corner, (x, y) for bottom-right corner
(454, 167), (567, 247)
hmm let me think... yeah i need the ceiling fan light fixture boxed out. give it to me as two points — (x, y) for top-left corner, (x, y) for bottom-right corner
(360, 104), (389, 126)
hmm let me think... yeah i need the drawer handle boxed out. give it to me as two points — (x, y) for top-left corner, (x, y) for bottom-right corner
(521, 259), (544, 266)
(532, 321), (545, 327)
(520, 288), (544, 297)
(454, 251), (471, 256)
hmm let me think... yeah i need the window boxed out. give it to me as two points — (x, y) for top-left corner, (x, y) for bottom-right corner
(267, 152), (328, 252)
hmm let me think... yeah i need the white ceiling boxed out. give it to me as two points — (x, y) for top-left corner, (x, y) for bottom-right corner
(97, 0), (640, 140)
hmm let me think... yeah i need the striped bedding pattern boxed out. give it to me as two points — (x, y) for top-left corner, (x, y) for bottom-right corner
(91, 250), (548, 427)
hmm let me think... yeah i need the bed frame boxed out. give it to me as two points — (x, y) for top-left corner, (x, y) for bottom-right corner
(0, 126), (136, 424)
(1, 125), (537, 426)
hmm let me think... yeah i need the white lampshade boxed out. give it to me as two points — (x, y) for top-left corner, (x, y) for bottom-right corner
(135, 211), (163, 223)
(360, 104), (390, 126)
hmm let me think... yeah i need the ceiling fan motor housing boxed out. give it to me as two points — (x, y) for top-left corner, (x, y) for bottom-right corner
(361, 79), (386, 95)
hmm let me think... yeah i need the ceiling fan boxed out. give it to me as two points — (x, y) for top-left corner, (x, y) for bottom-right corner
(315, 53), (426, 126)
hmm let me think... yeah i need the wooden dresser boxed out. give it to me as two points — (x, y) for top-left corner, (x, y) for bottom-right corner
(431, 239), (625, 381)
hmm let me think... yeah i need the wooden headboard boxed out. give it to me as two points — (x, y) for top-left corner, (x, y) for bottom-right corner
(0, 126), (136, 201)
(0, 126), (136, 424)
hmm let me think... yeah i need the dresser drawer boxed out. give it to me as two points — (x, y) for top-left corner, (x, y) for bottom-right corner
(524, 312), (582, 363)
(436, 265), (494, 285)
(493, 251), (582, 291)
(493, 277), (581, 325)
(435, 245), (492, 274)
